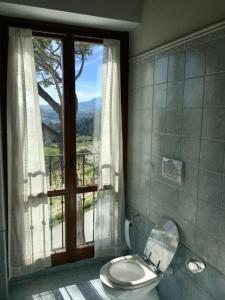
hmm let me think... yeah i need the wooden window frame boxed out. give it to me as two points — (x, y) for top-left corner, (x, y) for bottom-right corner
(0, 16), (128, 267)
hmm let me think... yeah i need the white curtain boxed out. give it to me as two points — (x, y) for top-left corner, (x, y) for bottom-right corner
(7, 27), (51, 278)
(94, 39), (125, 257)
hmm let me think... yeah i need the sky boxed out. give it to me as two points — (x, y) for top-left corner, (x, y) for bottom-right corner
(75, 44), (103, 102)
(38, 42), (103, 105)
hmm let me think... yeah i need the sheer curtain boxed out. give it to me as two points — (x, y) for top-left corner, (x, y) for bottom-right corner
(7, 27), (51, 278)
(94, 39), (125, 257)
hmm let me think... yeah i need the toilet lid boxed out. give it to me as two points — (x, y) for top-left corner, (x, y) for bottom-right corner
(144, 219), (179, 273)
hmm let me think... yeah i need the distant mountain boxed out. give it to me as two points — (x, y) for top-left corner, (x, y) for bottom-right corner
(40, 97), (102, 123)
(40, 105), (59, 124)
(77, 97), (101, 114)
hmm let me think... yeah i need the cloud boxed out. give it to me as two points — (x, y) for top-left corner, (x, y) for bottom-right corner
(76, 90), (101, 102)
(75, 56), (103, 71)
(92, 46), (103, 54)
(76, 82), (96, 92)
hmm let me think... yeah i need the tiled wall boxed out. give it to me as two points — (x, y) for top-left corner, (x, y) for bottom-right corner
(127, 32), (225, 299)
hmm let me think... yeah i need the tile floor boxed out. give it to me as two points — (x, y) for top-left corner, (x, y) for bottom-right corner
(9, 259), (111, 300)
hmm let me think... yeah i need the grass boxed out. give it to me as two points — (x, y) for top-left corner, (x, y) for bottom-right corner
(51, 196), (94, 227)
(45, 146), (61, 156)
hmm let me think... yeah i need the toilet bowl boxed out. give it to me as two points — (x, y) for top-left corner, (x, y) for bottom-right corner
(100, 219), (179, 300)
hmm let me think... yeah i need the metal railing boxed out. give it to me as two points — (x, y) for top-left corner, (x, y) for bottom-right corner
(45, 152), (99, 189)
(45, 153), (99, 251)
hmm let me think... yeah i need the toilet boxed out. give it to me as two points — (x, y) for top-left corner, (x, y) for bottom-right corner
(100, 219), (179, 300)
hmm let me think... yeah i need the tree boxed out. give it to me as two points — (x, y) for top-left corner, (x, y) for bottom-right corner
(34, 39), (93, 148)
(33, 38), (94, 245)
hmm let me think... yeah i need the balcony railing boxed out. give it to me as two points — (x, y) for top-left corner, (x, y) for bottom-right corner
(45, 153), (99, 251)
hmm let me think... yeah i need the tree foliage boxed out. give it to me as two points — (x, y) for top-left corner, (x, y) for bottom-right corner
(33, 38), (94, 145)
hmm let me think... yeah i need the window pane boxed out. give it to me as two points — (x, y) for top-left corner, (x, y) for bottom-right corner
(33, 37), (65, 190)
(74, 41), (103, 187)
(49, 196), (65, 251)
(76, 192), (96, 247)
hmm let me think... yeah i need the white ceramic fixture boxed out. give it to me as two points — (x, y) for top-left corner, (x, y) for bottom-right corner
(100, 219), (179, 300)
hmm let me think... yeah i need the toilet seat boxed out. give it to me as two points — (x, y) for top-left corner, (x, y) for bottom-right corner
(100, 255), (161, 290)
(100, 219), (179, 300)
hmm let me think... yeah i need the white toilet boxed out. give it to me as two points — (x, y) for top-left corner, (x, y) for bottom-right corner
(100, 219), (179, 300)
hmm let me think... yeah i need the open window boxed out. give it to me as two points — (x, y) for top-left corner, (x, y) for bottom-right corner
(33, 35), (103, 264)
(0, 19), (128, 268)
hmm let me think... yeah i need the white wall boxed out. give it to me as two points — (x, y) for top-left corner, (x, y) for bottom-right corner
(130, 0), (225, 57)
(2, 0), (141, 22)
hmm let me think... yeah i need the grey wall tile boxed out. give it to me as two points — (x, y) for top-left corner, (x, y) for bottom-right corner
(181, 137), (200, 165)
(202, 108), (225, 141)
(141, 85), (153, 110)
(198, 169), (224, 208)
(204, 73), (225, 107)
(168, 52), (185, 81)
(195, 260), (225, 300)
(178, 193), (197, 224)
(129, 61), (143, 89)
(153, 83), (167, 108)
(160, 185), (180, 214)
(217, 241), (225, 274)
(164, 135), (181, 159)
(149, 198), (162, 225)
(207, 38), (225, 74)
(140, 109), (152, 133)
(196, 228), (219, 266)
(184, 77), (204, 108)
(182, 108), (202, 138)
(219, 216), (225, 242)
(152, 133), (165, 157)
(128, 33), (225, 300)
(158, 276), (183, 300)
(173, 269), (193, 299)
(139, 128), (152, 155)
(154, 56), (168, 84)
(185, 45), (206, 78)
(151, 155), (162, 180)
(152, 108), (166, 133)
(161, 188), (197, 226)
(181, 161), (199, 196)
(200, 139), (225, 173)
(129, 87), (141, 111)
(167, 80), (184, 109)
(130, 155), (151, 217)
(196, 199), (221, 237)
(172, 244), (194, 275)
(175, 216), (197, 250)
(193, 284), (214, 300)
(142, 59), (154, 86)
(165, 109), (182, 135)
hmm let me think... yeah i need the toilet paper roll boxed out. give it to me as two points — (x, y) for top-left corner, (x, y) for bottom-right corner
(125, 219), (132, 249)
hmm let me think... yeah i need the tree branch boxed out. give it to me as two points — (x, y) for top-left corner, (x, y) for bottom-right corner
(75, 52), (85, 81)
(35, 52), (63, 103)
(35, 52), (62, 83)
(38, 84), (61, 116)
(42, 122), (60, 142)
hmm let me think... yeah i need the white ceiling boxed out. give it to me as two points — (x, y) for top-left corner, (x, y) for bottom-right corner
(0, 2), (140, 31)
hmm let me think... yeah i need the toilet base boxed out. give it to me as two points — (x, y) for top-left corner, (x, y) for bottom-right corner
(102, 285), (160, 300)
(143, 288), (160, 300)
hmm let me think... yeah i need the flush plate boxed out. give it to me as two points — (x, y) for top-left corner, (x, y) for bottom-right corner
(162, 157), (184, 184)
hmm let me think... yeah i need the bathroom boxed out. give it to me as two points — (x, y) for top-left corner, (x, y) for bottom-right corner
(1, 0), (225, 299)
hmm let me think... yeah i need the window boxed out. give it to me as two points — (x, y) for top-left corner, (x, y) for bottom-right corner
(0, 19), (128, 266)
(33, 35), (103, 264)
